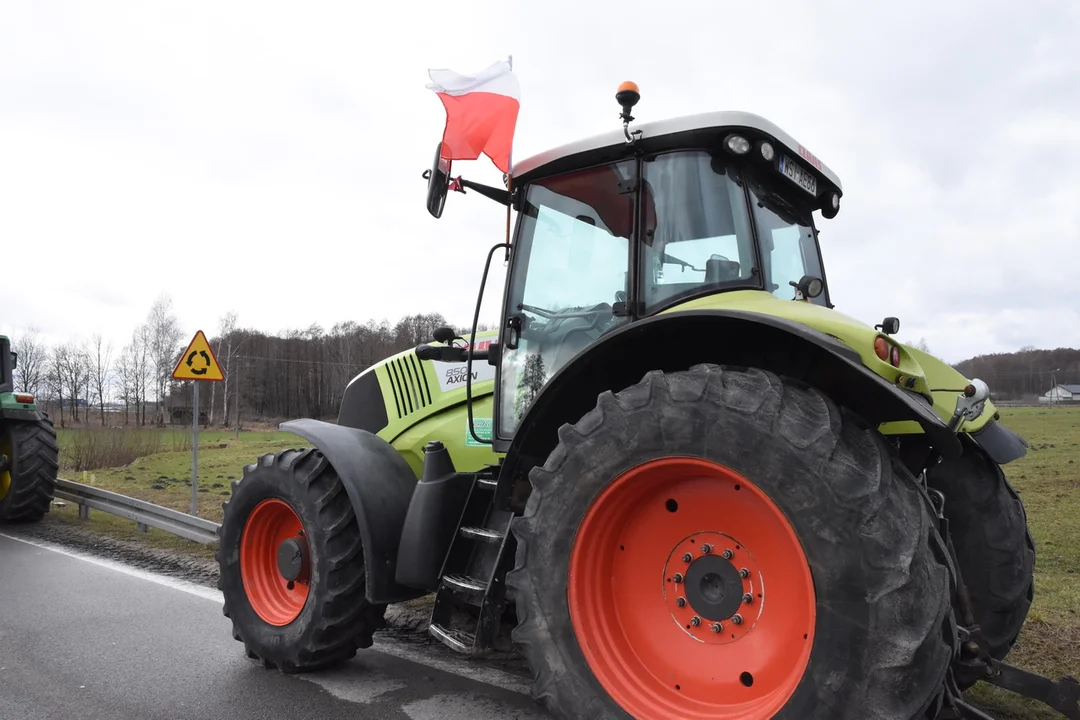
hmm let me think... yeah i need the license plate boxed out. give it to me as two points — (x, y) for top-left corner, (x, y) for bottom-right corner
(778, 154), (818, 196)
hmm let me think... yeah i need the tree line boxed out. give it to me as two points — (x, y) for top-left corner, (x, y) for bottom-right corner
(11, 300), (1075, 428)
(11, 293), (492, 428)
(952, 346), (1080, 401)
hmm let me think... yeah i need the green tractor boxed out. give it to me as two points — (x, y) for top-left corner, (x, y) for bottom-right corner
(0, 334), (59, 524)
(216, 85), (1077, 719)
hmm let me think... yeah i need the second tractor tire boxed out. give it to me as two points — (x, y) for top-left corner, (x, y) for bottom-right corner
(507, 364), (959, 720)
(217, 448), (386, 672)
(927, 435), (1035, 665)
(0, 415), (59, 524)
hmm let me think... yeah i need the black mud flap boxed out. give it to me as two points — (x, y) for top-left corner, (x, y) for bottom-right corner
(280, 418), (424, 605)
(970, 420), (1029, 465)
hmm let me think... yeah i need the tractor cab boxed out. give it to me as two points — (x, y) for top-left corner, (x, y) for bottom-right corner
(425, 83), (846, 438)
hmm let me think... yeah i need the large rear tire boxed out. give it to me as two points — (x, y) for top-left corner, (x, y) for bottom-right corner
(507, 364), (958, 720)
(927, 436), (1035, 665)
(217, 448), (386, 672)
(0, 416), (59, 524)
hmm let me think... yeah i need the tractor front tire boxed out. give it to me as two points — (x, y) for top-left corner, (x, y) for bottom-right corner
(217, 448), (386, 672)
(508, 364), (958, 720)
(927, 436), (1035, 665)
(0, 416), (59, 524)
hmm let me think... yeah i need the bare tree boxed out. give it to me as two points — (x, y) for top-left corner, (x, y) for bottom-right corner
(113, 347), (132, 425)
(47, 345), (68, 427)
(133, 323), (153, 426)
(90, 332), (113, 425)
(213, 310), (241, 427)
(146, 294), (182, 426)
(904, 337), (931, 353)
(12, 325), (47, 397)
(55, 339), (91, 423)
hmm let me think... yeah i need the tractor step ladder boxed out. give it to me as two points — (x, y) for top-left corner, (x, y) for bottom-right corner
(428, 468), (517, 654)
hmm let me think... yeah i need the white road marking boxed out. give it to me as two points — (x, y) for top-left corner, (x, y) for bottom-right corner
(1, 530), (533, 696)
(0, 532), (223, 603)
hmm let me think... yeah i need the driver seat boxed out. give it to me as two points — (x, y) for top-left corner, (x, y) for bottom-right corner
(705, 255), (741, 284)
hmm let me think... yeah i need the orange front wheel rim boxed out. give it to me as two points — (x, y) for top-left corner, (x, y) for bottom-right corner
(568, 457), (816, 720)
(240, 498), (311, 626)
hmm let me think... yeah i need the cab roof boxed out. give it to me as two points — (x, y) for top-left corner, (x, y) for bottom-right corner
(510, 110), (842, 194)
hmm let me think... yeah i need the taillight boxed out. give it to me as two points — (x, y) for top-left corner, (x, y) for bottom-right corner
(890, 345), (901, 367)
(15, 394), (33, 404)
(874, 337), (889, 361)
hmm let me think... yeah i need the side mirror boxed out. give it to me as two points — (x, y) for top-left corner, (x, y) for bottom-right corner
(432, 326), (458, 344)
(9, 351), (16, 369)
(875, 317), (900, 335)
(422, 143), (452, 219)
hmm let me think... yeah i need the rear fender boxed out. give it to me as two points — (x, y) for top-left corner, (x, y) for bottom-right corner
(502, 310), (963, 488)
(280, 418), (424, 604)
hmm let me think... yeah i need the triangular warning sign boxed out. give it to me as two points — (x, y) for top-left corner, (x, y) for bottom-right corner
(172, 330), (224, 381)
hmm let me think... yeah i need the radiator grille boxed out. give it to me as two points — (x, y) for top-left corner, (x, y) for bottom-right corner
(384, 354), (432, 418)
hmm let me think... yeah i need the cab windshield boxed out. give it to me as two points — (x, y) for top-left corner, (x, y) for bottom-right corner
(497, 148), (827, 436)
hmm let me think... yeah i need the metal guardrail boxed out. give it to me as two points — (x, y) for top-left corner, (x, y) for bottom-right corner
(54, 478), (220, 544)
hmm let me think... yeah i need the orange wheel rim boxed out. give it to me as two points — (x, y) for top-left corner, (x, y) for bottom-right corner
(568, 457), (816, 719)
(240, 498), (311, 626)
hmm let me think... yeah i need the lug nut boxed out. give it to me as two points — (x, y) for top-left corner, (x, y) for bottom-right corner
(739, 568), (750, 579)
(711, 622), (722, 633)
(682, 553), (693, 563)
(676, 597), (686, 607)
(673, 573), (684, 584)
(722, 549), (734, 560)
(732, 613), (743, 625)
(690, 616), (701, 627)
(701, 543), (712, 554)
(742, 593), (754, 605)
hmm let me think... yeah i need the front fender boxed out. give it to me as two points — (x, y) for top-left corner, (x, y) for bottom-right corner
(280, 418), (424, 604)
(502, 310), (963, 484)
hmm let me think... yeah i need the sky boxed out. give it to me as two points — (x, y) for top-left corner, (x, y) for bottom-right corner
(1, 0), (1077, 365)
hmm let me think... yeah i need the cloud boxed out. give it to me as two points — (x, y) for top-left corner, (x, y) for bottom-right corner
(0, 0), (1076, 368)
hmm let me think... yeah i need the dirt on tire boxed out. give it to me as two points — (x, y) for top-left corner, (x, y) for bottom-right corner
(217, 448), (388, 673)
(0, 415), (59, 524)
(927, 434), (1035, 666)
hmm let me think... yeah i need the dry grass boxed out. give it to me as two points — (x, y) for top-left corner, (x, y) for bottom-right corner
(58, 426), (192, 472)
(59, 428), (302, 522)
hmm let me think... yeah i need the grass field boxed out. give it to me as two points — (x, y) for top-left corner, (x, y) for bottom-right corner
(961, 406), (1080, 719)
(45, 407), (1080, 719)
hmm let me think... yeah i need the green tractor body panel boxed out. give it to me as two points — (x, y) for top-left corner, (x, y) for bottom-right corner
(343, 328), (502, 477)
(0, 334), (41, 416)
(341, 290), (996, 480)
(663, 289), (997, 436)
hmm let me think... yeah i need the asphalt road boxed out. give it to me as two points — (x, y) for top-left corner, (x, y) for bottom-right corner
(0, 532), (551, 720)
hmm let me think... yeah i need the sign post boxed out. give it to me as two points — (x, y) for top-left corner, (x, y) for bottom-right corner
(172, 330), (225, 517)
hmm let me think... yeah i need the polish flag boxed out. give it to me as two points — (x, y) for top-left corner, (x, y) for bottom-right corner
(426, 59), (520, 175)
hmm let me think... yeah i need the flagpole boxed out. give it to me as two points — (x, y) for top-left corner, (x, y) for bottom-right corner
(504, 54), (514, 263)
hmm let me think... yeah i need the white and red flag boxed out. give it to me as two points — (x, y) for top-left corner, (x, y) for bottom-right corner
(426, 59), (519, 175)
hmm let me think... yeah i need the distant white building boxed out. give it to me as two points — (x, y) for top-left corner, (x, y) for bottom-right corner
(1039, 384), (1080, 403)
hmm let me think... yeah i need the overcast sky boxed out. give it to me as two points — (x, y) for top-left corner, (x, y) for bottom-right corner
(1, 0), (1077, 365)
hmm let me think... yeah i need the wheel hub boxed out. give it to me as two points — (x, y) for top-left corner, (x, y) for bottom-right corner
(664, 531), (764, 644)
(239, 498), (311, 626)
(276, 535), (309, 583)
